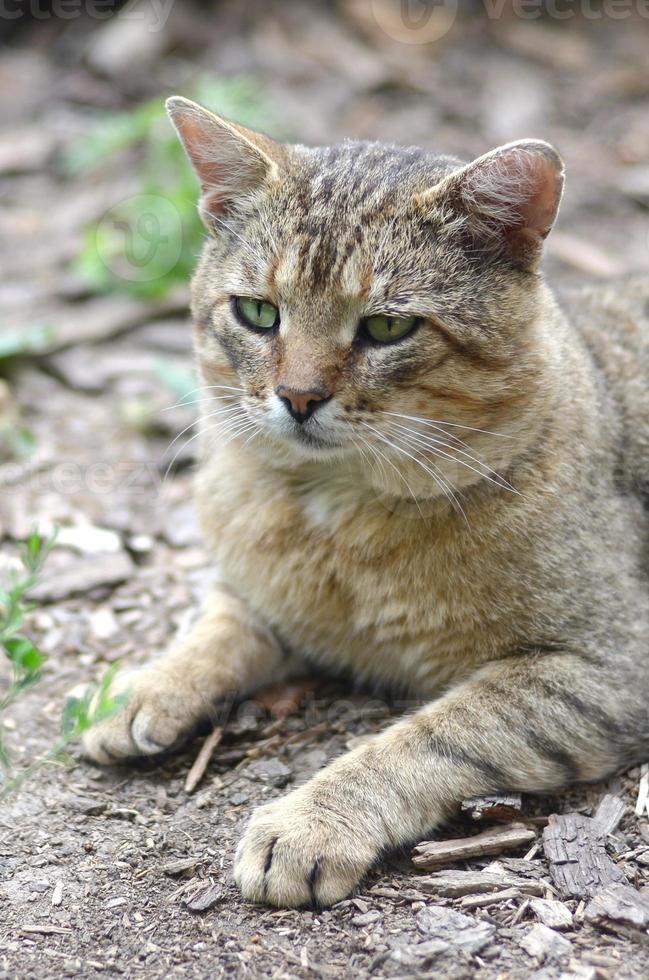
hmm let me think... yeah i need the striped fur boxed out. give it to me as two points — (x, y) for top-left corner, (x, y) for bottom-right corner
(82, 99), (649, 909)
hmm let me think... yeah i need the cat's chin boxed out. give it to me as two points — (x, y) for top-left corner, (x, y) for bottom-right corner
(262, 429), (357, 465)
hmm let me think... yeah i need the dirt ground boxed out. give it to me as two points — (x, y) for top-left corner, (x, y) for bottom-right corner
(2, 2), (649, 978)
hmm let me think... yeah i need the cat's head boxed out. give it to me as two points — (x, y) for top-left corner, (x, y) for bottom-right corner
(167, 96), (564, 499)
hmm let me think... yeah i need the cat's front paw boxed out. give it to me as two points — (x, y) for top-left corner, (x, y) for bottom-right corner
(78, 667), (201, 764)
(233, 785), (378, 908)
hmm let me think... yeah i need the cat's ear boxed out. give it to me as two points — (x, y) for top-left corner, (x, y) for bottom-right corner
(416, 140), (564, 270)
(166, 96), (285, 227)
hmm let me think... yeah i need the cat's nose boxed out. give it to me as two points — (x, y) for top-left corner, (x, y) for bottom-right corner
(275, 386), (331, 424)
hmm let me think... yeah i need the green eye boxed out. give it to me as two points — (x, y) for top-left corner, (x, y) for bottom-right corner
(233, 296), (279, 330)
(363, 314), (418, 344)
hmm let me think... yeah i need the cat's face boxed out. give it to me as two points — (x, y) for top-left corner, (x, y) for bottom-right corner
(168, 98), (564, 498)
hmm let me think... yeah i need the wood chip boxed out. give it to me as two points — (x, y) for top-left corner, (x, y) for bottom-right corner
(182, 880), (225, 912)
(542, 813), (627, 899)
(594, 794), (626, 836)
(461, 794), (523, 823)
(519, 923), (572, 962)
(417, 868), (546, 898)
(584, 882), (649, 930)
(416, 905), (495, 954)
(460, 887), (521, 910)
(161, 857), (201, 877)
(413, 823), (536, 871)
(20, 925), (73, 936)
(529, 897), (573, 930)
(184, 727), (223, 794)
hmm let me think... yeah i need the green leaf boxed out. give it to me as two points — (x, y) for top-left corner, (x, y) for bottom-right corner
(4, 636), (45, 673)
(61, 694), (90, 737)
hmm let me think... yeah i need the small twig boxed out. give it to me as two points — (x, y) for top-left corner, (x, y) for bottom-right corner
(20, 924), (72, 936)
(184, 727), (223, 794)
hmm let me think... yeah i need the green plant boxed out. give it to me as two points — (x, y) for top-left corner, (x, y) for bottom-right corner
(68, 75), (283, 300)
(0, 530), (125, 797)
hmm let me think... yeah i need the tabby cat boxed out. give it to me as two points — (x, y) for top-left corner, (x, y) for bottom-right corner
(82, 96), (649, 908)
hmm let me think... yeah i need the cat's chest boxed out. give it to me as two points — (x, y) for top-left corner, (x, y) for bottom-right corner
(196, 457), (496, 691)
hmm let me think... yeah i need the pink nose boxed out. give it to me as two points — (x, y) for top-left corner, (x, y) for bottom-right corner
(275, 386), (330, 423)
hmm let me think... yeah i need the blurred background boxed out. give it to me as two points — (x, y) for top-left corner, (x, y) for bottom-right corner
(1, 0), (649, 658)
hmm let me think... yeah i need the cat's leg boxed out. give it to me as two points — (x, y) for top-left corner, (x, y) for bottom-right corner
(82, 585), (293, 764)
(234, 651), (642, 908)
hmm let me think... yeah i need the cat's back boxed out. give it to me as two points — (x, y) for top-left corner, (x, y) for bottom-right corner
(563, 276), (649, 496)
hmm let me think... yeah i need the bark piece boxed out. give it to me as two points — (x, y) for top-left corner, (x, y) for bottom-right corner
(529, 897), (573, 930)
(461, 793), (523, 823)
(182, 880), (224, 912)
(584, 882), (649, 930)
(161, 858), (202, 877)
(416, 905), (495, 954)
(412, 823), (536, 871)
(519, 923), (572, 962)
(417, 868), (545, 898)
(593, 794), (626, 836)
(542, 813), (627, 899)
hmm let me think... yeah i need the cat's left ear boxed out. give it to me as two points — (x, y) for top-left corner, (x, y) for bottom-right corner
(166, 96), (286, 228)
(416, 140), (564, 270)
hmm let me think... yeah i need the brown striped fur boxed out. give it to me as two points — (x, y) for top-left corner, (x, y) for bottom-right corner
(82, 98), (649, 909)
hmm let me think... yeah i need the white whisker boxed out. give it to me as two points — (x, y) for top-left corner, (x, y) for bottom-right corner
(385, 420), (517, 494)
(360, 420), (468, 524)
(381, 410), (511, 439)
(161, 393), (241, 413)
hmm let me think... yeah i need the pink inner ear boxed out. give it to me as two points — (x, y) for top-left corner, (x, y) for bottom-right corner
(527, 156), (562, 238)
(173, 113), (229, 210)
(489, 148), (561, 239)
(459, 143), (564, 263)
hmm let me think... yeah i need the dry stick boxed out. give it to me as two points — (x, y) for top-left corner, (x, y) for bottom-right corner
(412, 823), (536, 871)
(184, 727), (223, 794)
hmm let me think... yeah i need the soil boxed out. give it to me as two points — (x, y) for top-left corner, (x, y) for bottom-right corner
(2, 4), (649, 978)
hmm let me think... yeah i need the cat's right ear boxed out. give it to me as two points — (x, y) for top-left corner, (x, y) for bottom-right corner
(415, 140), (564, 270)
(166, 96), (286, 227)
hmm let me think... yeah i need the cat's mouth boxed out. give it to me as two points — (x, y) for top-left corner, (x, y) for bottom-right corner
(291, 425), (341, 451)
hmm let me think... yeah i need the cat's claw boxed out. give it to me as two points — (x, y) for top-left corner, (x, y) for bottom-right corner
(234, 787), (377, 908)
(77, 668), (196, 764)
